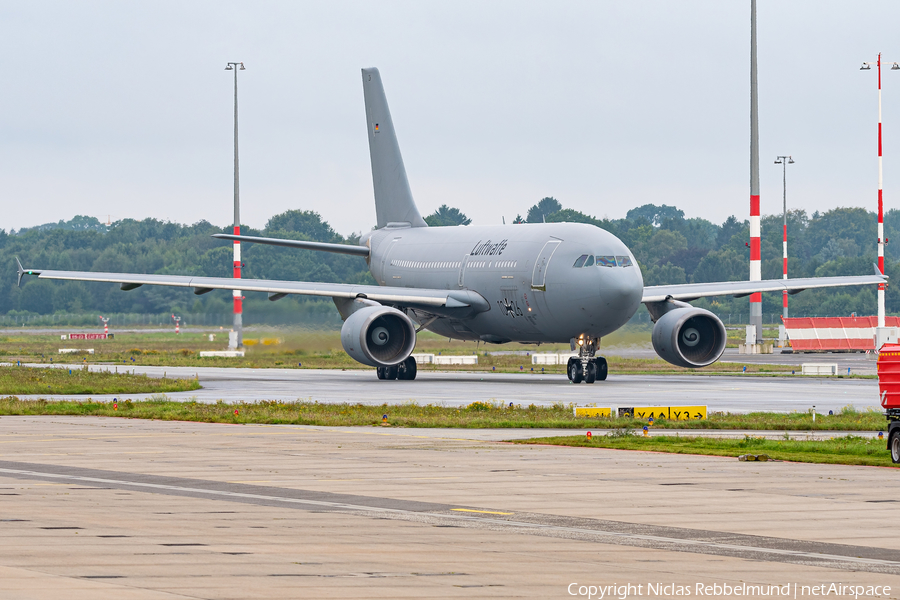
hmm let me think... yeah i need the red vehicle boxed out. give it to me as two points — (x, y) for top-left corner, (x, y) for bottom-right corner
(877, 345), (900, 463)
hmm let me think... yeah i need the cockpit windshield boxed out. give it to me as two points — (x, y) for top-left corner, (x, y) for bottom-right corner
(573, 254), (634, 268)
(572, 255), (589, 268)
(596, 256), (616, 267)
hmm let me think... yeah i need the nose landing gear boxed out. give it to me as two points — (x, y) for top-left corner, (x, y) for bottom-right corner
(567, 337), (607, 384)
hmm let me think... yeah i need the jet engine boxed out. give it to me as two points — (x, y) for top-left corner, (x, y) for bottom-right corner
(651, 307), (726, 368)
(340, 305), (417, 367)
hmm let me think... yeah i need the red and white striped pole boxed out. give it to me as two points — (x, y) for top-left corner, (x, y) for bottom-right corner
(775, 156), (794, 321)
(782, 219), (787, 310)
(99, 315), (109, 336)
(749, 0), (762, 344)
(233, 223), (242, 337)
(226, 62), (245, 348)
(862, 53), (898, 330)
(878, 54), (886, 329)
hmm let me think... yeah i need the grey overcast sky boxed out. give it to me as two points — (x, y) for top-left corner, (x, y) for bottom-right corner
(1, 1), (898, 235)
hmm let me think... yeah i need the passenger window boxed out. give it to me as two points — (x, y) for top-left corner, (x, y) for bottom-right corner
(596, 256), (616, 267)
(583, 255), (595, 267)
(616, 256), (633, 267)
(572, 255), (588, 268)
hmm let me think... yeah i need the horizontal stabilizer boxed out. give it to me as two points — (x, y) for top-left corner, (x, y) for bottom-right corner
(212, 234), (369, 257)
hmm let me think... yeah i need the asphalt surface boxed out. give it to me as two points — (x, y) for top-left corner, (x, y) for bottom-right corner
(1, 416), (899, 598)
(14, 363), (882, 414)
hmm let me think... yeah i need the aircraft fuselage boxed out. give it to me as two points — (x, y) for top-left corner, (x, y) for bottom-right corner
(361, 222), (644, 344)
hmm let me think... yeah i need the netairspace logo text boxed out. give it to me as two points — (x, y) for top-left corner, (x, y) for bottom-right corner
(567, 582), (892, 599)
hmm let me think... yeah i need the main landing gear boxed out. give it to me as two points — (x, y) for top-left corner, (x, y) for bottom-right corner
(376, 356), (418, 381)
(567, 337), (607, 384)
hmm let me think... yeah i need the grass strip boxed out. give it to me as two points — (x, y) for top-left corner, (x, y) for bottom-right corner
(0, 366), (200, 395)
(0, 398), (889, 431)
(513, 434), (895, 468)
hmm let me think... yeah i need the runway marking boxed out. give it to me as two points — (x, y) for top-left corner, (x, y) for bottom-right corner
(451, 508), (514, 515)
(2, 464), (900, 574)
(227, 480), (273, 484)
(322, 477), (461, 482)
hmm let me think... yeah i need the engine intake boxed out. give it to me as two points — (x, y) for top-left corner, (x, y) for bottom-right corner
(340, 305), (417, 367)
(651, 307), (726, 368)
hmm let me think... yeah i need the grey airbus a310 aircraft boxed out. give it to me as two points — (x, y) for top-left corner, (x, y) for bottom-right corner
(17, 68), (886, 382)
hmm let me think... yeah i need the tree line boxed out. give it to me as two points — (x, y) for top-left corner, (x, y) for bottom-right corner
(2, 199), (898, 320)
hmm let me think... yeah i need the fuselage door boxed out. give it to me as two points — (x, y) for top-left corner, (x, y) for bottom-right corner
(458, 255), (469, 288)
(379, 237), (401, 284)
(531, 239), (561, 291)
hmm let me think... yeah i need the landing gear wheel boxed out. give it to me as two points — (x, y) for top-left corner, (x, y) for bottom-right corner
(891, 430), (900, 464)
(584, 361), (597, 384)
(594, 357), (608, 381)
(397, 356), (418, 380)
(568, 358), (584, 384)
(376, 366), (399, 380)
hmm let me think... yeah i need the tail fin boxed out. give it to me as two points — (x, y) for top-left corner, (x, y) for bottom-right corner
(362, 68), (427, 228)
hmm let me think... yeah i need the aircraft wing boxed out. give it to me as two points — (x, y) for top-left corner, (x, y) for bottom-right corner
(642, 273), (886, 304)
(15, 261), (483, 310)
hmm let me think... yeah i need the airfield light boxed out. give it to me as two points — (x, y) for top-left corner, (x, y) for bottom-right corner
(893, 63), (900, 71)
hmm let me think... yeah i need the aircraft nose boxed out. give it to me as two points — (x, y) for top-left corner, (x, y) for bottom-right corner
(600, 263), (644, 314)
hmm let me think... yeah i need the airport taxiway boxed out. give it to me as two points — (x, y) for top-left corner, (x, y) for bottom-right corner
(18, 363), (882, 414)
(1, 416), (899, 599)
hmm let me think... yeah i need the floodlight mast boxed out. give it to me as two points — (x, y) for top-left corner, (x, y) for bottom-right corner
(749, 0), (762, 345)
(774, 156), (794, 319)
(225, 62), (245, 348)
(860, 54), (899, 331)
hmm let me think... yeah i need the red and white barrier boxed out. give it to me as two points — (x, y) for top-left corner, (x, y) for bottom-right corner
(783, 316), (900, 351)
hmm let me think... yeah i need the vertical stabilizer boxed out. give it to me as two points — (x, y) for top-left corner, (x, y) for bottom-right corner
(362, 68), (427, 228)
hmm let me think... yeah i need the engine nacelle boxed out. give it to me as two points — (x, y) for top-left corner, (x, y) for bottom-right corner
(651, 307), (726, 368)
(340, 305), (417, 367)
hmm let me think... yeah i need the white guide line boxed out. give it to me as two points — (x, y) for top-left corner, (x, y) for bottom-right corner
(0, 467), (896, 568)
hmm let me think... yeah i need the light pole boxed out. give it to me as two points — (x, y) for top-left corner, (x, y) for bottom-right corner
(225, 61), (245, 348)
(774, 155), (794, 320)
(861, 56), (899, 341)
(748, 0), (763, 346)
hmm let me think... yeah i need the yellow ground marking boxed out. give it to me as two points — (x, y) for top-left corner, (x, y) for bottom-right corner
(451, 508), (513, 515)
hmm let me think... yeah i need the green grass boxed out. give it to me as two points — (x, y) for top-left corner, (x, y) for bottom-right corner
(0, 366), (200, 395)
(0, 398), (888, 431)
(513, 433), (895, 467)
(0, 329), (818, 376)
(1, 333), (813, 376)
